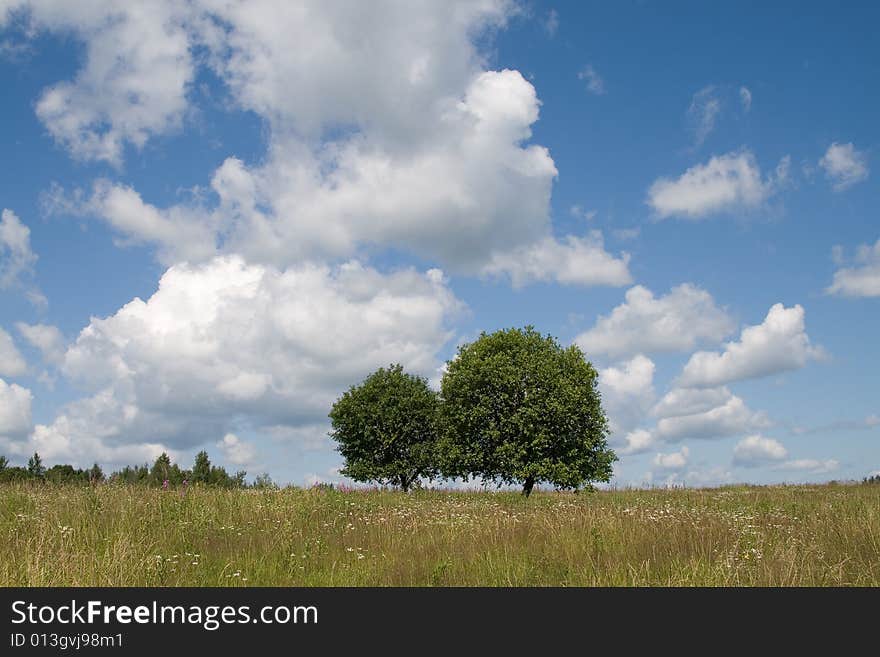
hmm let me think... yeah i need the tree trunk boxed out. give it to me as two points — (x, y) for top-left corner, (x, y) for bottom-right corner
(522, 475), (535, 498)
(400, 476), (409, 493)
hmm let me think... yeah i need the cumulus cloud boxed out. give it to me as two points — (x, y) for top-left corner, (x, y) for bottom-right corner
(656, 389), (770, 441)
(0, 378), (32, 438)
(7, 1), (578, 278)
(575, 284), (734, 359)
(687, 86), (721, 145)
(12, 256), (461, 466)
(733, 434), (787, 467)
(480, 232), (631, 288)
(652, 386), (735, 420)
(578, 65), (605, 95)
(653, 446), (689, 471)
(617, 429), (658, 455)
(827, 238), (880, 298)
(14, 322), (65, 365)
(647, 150), (788, 219)
(678, 303), (824, 388)
(2, 1), (194, 165)
(65, 180), (218, 266)
(0, 327), (27, 377)
(819, 142), (869, 191)
(599, 354), (655, 435)
(0, 209), (42, 302)
(217, 433), (257, 467)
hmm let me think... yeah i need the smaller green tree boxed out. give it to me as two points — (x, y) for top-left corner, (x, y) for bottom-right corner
(0, 455), (7, 471)
(27, 452), (45, 479)
(150, 452), (172, 484)
(192, 450), (211, 483)
(329, 364), (439, 492)
(89, 463), (104, 483)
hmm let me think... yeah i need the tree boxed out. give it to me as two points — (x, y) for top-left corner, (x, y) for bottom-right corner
(89, 463), (104, 483)
(192, 450), (211, 483)
(27, 452), (45, 479)
(0, 455), (7, 471)
(438, 326), (616, 497)
(150, 452), (172, 484)
(253, 472), (276, 489)
(329, 364), (440, 492)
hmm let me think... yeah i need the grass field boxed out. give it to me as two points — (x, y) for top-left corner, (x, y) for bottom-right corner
(1, 482), (878, 586)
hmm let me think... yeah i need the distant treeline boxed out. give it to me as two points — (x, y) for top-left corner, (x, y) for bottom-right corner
(0, 451), (274, 488)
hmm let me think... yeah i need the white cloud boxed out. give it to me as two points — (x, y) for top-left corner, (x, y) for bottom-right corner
(10, 2), (569, 277)
(14, 255), (460, 466)
(653, 446), (689, 471)
(819, 142), (869, 191)
(775, 459), (839, 475)
(656, 391), (770, 441)
(2, 1), (194, 165)
(76, 180), (218, 266)
(827, 238), (880, 298)
(647, 150), (787, 219)
(652, 386), (735, 419)
(599, 354), (655, 435)
(0, 327), (27, 377)
(575, 284), (734, 359)
(617, 429), (658, 455)
(578, 65), (605, 95)
(0, 209), (40, 296)
(217, 433), (257, 467)
(733, 434), (787, 467)
(687, 86), (721, 145)
(480, 232), (631, 288)
(0, 378), (32, 437)
(678, 303), (823, 388)
(15, 322), (65, 365)
(739, 86), (752, 112)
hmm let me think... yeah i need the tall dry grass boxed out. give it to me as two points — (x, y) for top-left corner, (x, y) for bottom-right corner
(1, 482), (878, 586)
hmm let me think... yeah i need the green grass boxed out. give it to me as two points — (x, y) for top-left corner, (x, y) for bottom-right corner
(1, 482), (878, 586)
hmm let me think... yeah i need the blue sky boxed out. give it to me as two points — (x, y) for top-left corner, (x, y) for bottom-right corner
(0, 0), (877, 487)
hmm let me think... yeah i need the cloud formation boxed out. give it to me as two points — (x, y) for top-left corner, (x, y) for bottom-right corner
(0, 328), (27, 378)
(819, 142), (869, 191)
(827, 238), (880, 298)
(576, 284), (733, 359)
(733, 434), (787, 467)
(647, 150), (788, 219)
(480, 232), (631, 288)
(12, 255), (461, 466)
(678, 303), (823, 388)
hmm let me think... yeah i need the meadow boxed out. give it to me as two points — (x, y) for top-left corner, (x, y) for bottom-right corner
(1, 481), (878, 586)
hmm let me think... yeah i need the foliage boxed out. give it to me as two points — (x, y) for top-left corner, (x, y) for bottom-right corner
(192, 450), (212, 483)
(27, 452), (45, 479)
(439, 326), (616, 496)
(330, 364), (440, 492)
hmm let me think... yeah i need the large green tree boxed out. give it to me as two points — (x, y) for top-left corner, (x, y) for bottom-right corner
(329, 364), (439, 492)
(439, 326), (616, 496)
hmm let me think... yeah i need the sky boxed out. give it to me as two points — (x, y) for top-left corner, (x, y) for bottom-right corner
(0, 0), (877, 488)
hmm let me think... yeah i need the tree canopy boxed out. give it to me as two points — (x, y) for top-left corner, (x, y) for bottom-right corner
(329, 363), (440, 492)
(438, 326), (616, 496)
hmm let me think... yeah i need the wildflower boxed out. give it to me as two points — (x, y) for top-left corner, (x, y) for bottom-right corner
(162, 479), (169, 490)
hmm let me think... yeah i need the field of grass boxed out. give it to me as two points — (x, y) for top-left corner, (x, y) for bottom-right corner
(1, 481), (878, 586)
